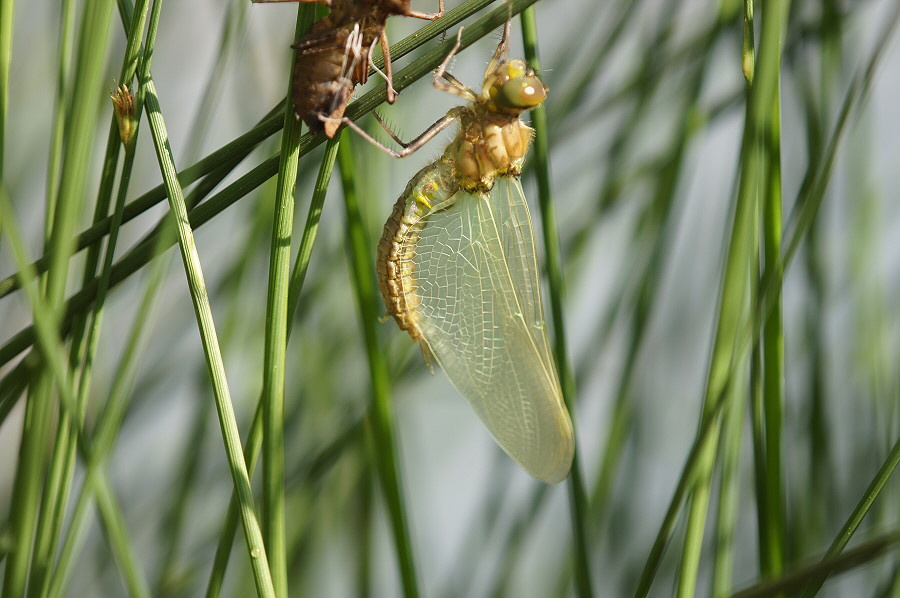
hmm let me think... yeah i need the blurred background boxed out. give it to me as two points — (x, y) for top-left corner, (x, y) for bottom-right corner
(1, 0), (898, 596)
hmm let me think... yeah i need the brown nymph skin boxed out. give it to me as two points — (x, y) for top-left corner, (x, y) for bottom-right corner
(290, 0), (426, 136)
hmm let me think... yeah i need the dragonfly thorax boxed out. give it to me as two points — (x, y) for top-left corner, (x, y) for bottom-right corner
(447, 107), (535, 192)
(438, 57), (547, 192)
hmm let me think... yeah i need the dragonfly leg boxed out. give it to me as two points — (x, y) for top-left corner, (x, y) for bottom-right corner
(405, 0), (444, 20)
(432, 29), (476, 101)
(372, 112), (410, 146)
(485, 20), (512, 75)
(372, 32), (398, 103)
(327, 107), (461, 158)
(324, 24), (363, 119)
(439, 72), (469, 93)
(339, 23), (363, 80)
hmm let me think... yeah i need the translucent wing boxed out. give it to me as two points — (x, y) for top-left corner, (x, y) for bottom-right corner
(411, 178), (574, 483)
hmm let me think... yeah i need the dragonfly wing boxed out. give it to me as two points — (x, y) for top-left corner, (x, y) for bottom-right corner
(412, 179), (574, 483)
(492, 178), (549, 346)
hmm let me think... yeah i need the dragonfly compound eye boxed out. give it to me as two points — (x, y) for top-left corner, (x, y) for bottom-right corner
(496, 76), (547, 111)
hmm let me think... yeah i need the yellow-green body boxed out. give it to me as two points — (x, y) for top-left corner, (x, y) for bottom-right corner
(375, 47), (574, 483)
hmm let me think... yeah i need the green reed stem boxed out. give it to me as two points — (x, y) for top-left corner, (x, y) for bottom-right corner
(1, 1), (114, 596)
(800, 436), (900, 597)
(520, 7), (593, 598)
(259, 6), (314, 596)
(138, 0), (274, 592)
(337, 134), (421, 598)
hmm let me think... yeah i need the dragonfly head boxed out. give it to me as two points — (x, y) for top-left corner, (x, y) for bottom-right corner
(484, 59), (547, 115)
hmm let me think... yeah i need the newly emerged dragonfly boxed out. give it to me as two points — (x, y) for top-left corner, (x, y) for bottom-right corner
(358, 24), (574, 483)
(253, 0), (443, 137)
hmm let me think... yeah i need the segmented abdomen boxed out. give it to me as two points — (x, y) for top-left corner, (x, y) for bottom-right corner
(377, 161), (458, 345)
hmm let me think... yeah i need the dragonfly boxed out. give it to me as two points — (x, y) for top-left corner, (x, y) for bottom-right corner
(253, 0), (443, 137)
(350, 23), (574, 483)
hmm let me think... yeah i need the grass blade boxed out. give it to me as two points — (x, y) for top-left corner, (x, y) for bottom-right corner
(520, 8), (593, 597)
(337, 135), (420, 598)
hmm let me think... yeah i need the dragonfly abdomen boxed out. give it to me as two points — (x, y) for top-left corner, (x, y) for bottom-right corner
(377, 194), (425, 342)
(377, 162), (457, 347)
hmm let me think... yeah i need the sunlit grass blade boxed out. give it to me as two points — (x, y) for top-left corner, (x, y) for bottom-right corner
(0, 0), (12, 182)
(751, 0), (787, 584)
(633, 385), (731, 598)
